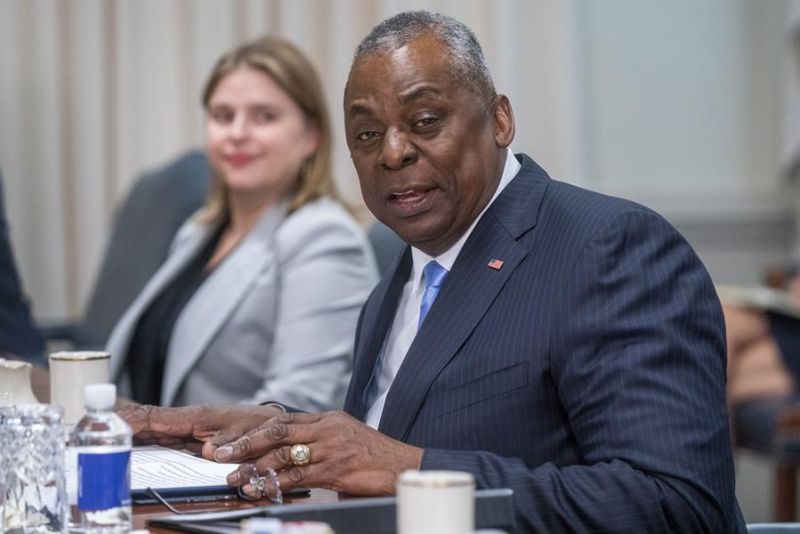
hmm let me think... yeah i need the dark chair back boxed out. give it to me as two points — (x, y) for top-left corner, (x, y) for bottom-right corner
(367, 221), (405, 276)
(0, 172), (46, 363)
(76, 151), (211, 348)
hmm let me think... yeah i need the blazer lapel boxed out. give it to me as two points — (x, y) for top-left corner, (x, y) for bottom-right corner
(108, 223), (209, 380)
(345, 247), (411, 420)
(160, 203), (288, 405)
(377, 154), (549, 440)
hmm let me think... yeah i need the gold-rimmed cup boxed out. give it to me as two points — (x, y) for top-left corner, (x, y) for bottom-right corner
(49, 351), (111, 427)
(396, 470), (475, 533)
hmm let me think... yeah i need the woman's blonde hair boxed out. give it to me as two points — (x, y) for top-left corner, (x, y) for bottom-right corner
(197, 36), (337, 223)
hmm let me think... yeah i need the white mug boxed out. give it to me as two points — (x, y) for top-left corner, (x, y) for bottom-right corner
(49, 351), (110, 426)
(396, 470), (475, 533)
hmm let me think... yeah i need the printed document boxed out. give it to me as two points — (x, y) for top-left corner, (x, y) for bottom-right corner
(131, 445), (238, 491)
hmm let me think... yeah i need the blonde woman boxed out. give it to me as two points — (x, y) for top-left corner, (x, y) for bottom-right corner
(107, 36), (377, 410)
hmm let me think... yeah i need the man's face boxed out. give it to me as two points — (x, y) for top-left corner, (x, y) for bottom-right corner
(344, 35), (514, 257)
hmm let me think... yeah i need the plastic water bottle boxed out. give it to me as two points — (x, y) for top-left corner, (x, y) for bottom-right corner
(67, 383), (132, 533)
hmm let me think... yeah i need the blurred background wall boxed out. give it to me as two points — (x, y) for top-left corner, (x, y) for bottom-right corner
(0, 0), (793, 323)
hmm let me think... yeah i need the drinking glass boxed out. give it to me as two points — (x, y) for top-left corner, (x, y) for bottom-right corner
(0, 405), (67, 533)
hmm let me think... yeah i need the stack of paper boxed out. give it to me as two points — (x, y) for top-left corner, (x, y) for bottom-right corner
(131, 445), (238, 502)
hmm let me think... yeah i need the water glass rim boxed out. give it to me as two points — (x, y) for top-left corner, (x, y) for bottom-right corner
(0, 403), (64, 421)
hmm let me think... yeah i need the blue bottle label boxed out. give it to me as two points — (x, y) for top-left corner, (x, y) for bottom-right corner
(78, 448), (131, 511)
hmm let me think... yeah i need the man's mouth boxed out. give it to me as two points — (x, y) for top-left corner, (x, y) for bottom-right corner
(387, 188), (435, 216)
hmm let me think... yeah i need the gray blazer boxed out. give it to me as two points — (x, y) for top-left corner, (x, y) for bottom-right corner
(107, 197), (378, 410)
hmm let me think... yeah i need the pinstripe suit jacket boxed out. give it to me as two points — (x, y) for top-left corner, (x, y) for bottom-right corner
(344, 154), (744, 532)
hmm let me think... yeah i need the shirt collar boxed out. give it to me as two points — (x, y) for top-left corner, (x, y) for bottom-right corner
(410, 148), (521, 290)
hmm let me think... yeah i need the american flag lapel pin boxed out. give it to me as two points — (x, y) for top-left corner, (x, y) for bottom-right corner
(487, 258), (504, 270)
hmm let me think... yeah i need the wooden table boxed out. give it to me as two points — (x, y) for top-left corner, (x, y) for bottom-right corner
(136, 488), (341, 532)
(29, 365), (344, 532)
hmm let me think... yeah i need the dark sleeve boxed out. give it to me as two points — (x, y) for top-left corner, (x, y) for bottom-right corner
(422, 209), (744, 533)
(0, 176), (45, 364)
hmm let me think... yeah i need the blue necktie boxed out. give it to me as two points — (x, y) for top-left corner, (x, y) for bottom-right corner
(418, 261), (448, 327)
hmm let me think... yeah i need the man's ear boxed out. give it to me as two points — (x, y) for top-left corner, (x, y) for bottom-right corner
(493, 95), (515, 148)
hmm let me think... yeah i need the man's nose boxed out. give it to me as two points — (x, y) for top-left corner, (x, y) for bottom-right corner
(379, 128), (417, 170)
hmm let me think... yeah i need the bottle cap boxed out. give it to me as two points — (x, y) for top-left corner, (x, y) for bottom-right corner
(84, 383), (116, 410)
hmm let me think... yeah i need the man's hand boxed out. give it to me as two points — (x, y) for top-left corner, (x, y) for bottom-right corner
(217, 411), (423, 496)
(116, 402), (283, 458)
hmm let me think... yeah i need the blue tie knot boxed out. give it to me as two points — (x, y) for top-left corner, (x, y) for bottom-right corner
(419, 261), (448, 327)
(423, 261), (448, 290)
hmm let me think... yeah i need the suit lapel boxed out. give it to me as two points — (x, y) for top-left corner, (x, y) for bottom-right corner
(377, 213), (527, 439)
(161, 203), (288, 405)
(377, 154), (550, 440)
(345, 247), (411, 420)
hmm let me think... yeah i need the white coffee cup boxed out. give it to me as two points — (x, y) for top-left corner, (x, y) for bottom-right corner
(49, 351), (110, 426)
(396, 470), (475, 533)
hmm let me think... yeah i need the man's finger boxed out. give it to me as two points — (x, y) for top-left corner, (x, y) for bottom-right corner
(227, 464), (314, 492)
(133, 433), (187, 447)
(117, 403), (152, 434)
(226, 467), (241, 486)
(273, 411), (326, 425)
(133, 431), (158, 443)
(255, 445), (296, 472)
(214, 418), (318, 463)
(156, 437), (195, 449)
(238, 482), (261, 499)
(144, 406), (202, 435)
(184, 440), (204, 454)
(274, 464), (326, 493)
(202, 431), (246, 460)
(228, 445), (299, 483)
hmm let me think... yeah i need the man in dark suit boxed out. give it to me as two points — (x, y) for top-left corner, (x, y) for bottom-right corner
(124, 11), (744, 531)
(0, 170), (45, 364)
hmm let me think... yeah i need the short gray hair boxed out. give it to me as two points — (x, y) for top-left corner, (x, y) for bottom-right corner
(353, 11), (496, 106)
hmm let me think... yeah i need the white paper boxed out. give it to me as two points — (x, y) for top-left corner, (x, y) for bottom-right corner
(130, 445), (238, 491)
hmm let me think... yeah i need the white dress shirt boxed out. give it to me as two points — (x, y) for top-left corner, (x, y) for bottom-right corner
(365, 148), (521, 428)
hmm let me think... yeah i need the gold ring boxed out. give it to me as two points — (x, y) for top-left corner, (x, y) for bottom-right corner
(290, 443), (311, 466)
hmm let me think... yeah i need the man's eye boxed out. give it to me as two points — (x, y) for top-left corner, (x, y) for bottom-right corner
(414, 117), (438, 128)
(357, 131), (380, 142)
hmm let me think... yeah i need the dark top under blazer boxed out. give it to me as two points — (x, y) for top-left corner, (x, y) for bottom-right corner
(344, 154), (744, 532)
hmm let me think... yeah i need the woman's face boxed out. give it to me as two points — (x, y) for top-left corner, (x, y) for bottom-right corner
(205, 66), (319, 202)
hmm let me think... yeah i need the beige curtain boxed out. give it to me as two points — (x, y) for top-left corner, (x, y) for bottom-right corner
(0, 0), (580, 321)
